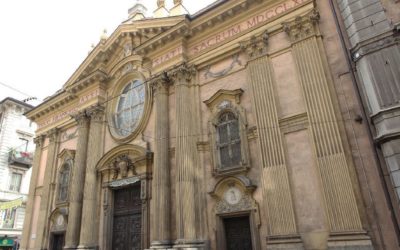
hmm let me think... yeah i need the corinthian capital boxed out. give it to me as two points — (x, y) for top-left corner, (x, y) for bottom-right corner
(86, 104), (105, 122)
(240, 30), (269, 59)
(150, 71), (171, 94)
(71, 111), (89, 127)
(170, 63), (197, 83)
(47, 128), (59, 143)
(282, 9), (320, 43)
(33, 135), (45, 147)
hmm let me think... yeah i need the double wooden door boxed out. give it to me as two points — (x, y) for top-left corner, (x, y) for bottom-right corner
(112, 184), (142, 250)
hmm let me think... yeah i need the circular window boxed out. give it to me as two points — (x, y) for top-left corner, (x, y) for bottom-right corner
(113, 79), (145, 137)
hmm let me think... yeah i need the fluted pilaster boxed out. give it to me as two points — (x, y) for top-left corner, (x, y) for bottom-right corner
(283, 10), (363, 232)
(34, 128), (59, 250)
(64, 112), (90, 249)
(150, 74), (172, 248)
(78, 105), (105, 249)
(20, 136), (44, 250)
(242, 32), (298, 236)
(172, 64), (206, 248)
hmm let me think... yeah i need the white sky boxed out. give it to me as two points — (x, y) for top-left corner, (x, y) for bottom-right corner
(0, 0), (216, 105)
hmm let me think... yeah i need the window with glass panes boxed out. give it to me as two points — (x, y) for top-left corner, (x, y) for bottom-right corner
(9, 173), (22, 192)
(216, 112), (241, 168)
(58, 164), (71, 202)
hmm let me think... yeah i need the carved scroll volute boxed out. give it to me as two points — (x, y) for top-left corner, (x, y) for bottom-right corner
(86, 104), (105, 122)
(170, 63), (197, 84)
(240, 30), (269, 59)
(282, 9), (320, 43)
(34, 135), (45, 148)
(71, 111), (89, 128)
(151, 72), (171, 95)
(47, 128), (59, 143)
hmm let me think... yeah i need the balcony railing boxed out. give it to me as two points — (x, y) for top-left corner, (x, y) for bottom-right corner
(8, 150), (33, 168)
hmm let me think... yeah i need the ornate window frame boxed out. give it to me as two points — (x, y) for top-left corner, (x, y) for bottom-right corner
(56, 149), (75, 205)
(108, 70), (152, 143)
(204, 89), (250, 176)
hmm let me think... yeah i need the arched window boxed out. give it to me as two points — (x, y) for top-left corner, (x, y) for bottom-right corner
(58, 163), (71, 202)
(216, 112), (241, 168)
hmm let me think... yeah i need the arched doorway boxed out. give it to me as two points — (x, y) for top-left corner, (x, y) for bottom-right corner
(96, 144), (152, 250)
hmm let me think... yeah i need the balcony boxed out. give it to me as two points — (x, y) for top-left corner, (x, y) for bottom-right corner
(8, 150), (33, 168)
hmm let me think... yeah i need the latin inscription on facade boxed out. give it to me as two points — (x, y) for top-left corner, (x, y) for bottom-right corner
(38, 89), (103, 129)
(151, 0), (308, 66)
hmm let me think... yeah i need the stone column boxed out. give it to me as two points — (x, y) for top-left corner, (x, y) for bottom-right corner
(171, 64), (206, 249)
(241, 33), (298, 240)
(150, 74), (172, 249)
(34, 128), (59, 250)
(20, 135), (44, 250)
(64, 112), (90, 249)
(78, 105), (105, 249)
(283, 9), (363, 235)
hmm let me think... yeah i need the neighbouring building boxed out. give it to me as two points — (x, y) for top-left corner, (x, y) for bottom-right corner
(20, 0), (400, 249)
(331, 0), (400, 234)
(0, 97), (36, 249)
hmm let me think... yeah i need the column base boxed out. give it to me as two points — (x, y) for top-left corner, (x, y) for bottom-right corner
(64, 246), (79, 250)
(267, 235), (305, 250)
(328, 232), (374, 250)
(76, 245), (98, 250)
(150, 240), (173, 249)
(172, 239), (208, 250)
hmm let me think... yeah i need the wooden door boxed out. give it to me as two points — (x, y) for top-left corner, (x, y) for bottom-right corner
(50, 233), (65, 250)
(112, 184), (142, 250)
(223, 216), (253, 250)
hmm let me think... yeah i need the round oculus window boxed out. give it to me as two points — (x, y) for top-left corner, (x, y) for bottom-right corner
(113, 79), (145, 137)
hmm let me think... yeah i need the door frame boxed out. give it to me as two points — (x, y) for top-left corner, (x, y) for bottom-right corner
(49, 232), (65, 250)
(216, 211), (260, 250)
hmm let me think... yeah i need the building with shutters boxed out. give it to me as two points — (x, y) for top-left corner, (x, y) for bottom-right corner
(331, 0), (400, 236)
(20, 0), (400, 249)
(0, 97), (36, 248)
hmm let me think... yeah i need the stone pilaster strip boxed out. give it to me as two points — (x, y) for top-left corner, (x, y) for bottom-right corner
(172, 64), (206, 246)
(150, 75), (172, 247)
(79, 105), (105, 249)
(20, 135), (45, 250)
(34, 128), (59, 249)
(64, 111), (90, 249)
(246, 52), (297, 235)
(285, 11), (363, 232)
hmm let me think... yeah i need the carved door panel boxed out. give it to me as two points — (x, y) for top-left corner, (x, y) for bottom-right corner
(50, 233), (65, 250)
(223, 216), (253, 250)
(112, 184), (142, 250)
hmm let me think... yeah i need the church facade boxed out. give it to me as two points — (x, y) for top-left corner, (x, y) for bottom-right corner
(20, 0), (400, 249)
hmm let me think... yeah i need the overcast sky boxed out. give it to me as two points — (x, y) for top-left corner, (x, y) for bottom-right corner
(0, 0), (215, 105)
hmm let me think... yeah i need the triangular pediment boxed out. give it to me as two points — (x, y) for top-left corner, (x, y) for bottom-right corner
(63, 15), (187, 89)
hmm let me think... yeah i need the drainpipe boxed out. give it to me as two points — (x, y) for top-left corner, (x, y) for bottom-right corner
(327, 0), (400, 247)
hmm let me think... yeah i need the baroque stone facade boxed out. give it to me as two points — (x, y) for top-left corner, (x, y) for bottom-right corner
(21, 0), (399, 250)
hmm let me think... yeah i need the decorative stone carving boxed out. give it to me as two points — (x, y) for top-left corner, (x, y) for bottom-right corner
(33, 135), (45, 147)
(240, 30), (269, 59)
(62, 128), (78, 141)
(123, 43), (133, 57)
(170, 63), (197, 83)
(150, 71), (171, 94)
(282, 9), (320, 43)
(71, 111), (89, 127)
(47, 128), (59, 143)
(215, 194), (256, 214)
(86, 104), (105, 122)
(110, 154), (136, 179)
(204, 54), (242, 79)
